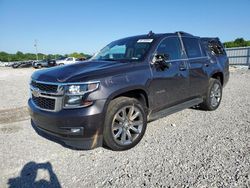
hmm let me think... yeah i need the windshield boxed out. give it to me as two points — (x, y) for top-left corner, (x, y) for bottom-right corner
(92, 37), (154, 62)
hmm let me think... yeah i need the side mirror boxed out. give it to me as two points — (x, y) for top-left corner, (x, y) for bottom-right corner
(152, 53), (171, 69)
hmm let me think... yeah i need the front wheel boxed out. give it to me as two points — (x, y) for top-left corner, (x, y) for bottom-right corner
(200, 78), (222, 111)
(103, 97), (147, 151)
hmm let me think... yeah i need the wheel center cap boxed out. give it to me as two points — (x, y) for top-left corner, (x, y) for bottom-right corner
(124, 121), (129, 128)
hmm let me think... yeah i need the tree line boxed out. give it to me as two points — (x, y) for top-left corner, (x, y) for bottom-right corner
(223, 38), (250, 48)
(0, 51), (91, 62)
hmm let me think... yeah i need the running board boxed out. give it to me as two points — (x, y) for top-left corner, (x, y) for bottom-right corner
(148, 98), (203, 122)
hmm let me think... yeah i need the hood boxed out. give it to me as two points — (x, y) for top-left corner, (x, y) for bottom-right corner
(31, 60), (135, 83)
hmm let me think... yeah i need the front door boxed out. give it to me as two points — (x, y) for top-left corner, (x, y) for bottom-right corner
(148, 36), (189, 112)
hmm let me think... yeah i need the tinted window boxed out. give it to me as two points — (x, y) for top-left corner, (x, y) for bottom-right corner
(208, 41), (225, 55)
(156, 37), (182, 60)
(183, 38), (203, 58)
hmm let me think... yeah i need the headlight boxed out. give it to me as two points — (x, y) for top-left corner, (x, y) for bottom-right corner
(64, 82), (99, 108)
(65, 82), (99, 95)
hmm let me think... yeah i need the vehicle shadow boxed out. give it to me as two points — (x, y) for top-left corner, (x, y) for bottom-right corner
(7, 161), (61, 188)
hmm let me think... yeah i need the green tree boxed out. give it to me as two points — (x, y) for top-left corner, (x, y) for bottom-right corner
(69, 52), (85, 58)
(0, 51), (91, 62)
(15, 51), (25, 61)
(0, 51), (9, 61)
(224, 38), (250, 48)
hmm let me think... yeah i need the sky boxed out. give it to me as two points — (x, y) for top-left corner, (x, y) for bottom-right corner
(0, 0), (249, 55)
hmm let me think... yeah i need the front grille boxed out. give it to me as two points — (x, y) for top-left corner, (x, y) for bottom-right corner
(31, 81), (58, 93)
(32, 95), (56, 110)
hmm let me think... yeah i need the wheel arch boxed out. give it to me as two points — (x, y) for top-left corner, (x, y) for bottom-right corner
(114, 89), (149, 108)
(105, 87), (149, 113)
(211, 71), (224, 86)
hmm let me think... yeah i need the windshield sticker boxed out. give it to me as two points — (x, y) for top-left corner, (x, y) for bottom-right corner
(137, 39), (153, 43)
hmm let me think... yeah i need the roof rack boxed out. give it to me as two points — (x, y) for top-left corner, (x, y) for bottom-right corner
(175, 31), (193, 36)
(148, 31), (154, 37)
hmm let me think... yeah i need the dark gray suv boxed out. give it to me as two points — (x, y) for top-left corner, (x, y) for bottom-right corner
(28, 31), (229, 150)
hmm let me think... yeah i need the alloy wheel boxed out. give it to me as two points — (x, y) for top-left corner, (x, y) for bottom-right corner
(210, 83), (221, 107)
(111, 105), (143, 145)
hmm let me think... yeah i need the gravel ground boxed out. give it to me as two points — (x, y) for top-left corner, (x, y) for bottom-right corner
(0, 67), (34, 110)
(0, 67), (249, 187)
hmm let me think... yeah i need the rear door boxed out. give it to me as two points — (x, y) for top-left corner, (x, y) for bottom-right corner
(149, 36), (189, 111)
(182, 37), (209, 98)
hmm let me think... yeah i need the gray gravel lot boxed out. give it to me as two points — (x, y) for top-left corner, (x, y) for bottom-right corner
(0, 67), (249, 187)
(0, 67), (34, 110)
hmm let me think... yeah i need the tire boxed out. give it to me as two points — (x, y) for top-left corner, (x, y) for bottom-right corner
(200, 78), (222, 111)
(103, 97), (147, 151)
(37, 65), (42, 69)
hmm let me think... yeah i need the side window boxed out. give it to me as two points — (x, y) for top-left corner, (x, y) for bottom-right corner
(183, 38), (203, 58)
(156, 37), (182, 60)
(208, 41), (225, 56)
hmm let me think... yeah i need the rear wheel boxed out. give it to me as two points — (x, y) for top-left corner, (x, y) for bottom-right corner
(103, 97), (147, 151)
(200, 78), (222, 111)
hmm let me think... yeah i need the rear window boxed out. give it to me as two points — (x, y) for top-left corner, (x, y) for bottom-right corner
(183, 38), (203, 58)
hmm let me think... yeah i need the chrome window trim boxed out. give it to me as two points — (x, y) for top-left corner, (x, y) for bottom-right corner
(151, 56), (209, 64)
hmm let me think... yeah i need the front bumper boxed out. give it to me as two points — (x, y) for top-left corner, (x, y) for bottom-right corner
(28, 99), (106, 149)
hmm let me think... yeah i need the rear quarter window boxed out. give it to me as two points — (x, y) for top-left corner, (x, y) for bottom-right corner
(208, 41), (225, 56)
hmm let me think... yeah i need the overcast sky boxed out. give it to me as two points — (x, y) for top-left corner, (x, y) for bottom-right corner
(0, 0), (249, 54)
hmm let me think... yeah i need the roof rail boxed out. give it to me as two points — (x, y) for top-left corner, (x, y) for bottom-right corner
(175, 31), (193, 36)
(148, 31), (154, 37)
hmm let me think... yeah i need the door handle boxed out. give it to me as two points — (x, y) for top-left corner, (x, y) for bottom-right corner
(204, 63), (209, 67)
(179, 62), (187, 71)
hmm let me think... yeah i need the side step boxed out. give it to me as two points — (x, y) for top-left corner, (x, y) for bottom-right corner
(148, 98), (203, 122)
